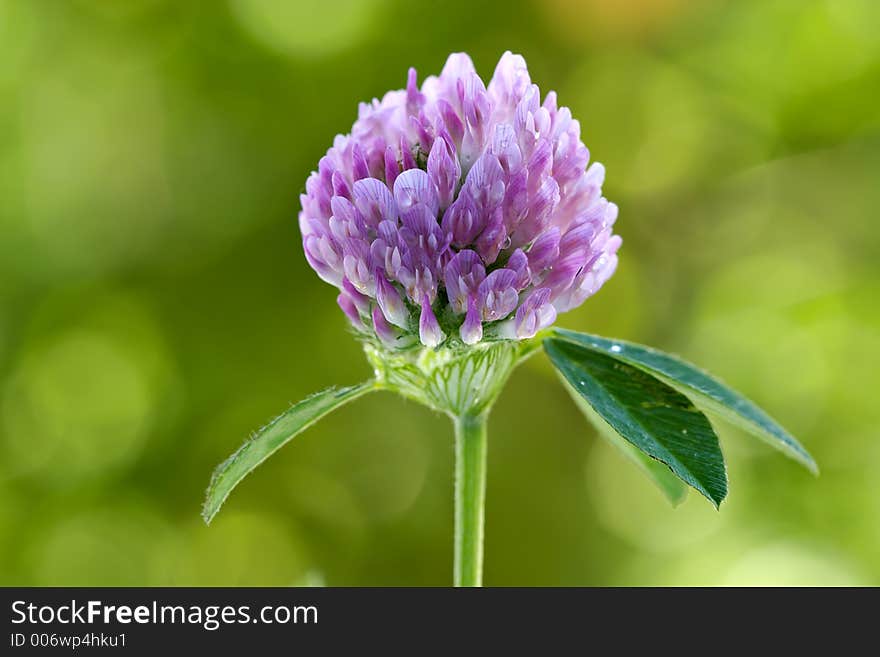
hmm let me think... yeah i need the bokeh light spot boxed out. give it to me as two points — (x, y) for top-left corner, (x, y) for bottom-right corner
(27, 504), (174, 586)
(2, 331), (151, 480)
(19, 49), (170, 276)
(722, 542), (862, 586)
(183, 512), (309, 586)
(539, 0), (692, 43)
(1, 291), (178, 485)
(229, 0), (379, 58)
(689, 250), (838, 436)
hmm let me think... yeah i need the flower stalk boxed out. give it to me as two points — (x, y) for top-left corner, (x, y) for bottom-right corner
(453, 411), (489, 587)
(364, 338), (542, 585)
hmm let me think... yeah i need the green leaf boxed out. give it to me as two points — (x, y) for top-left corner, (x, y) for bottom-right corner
(551, 329), (818, 474)
(558, 374), (688, 506)
(545, 338), (727, 507)
(202, 381), (377, 524)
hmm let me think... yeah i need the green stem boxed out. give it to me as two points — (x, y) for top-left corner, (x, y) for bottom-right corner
(453, 412), (489, 587)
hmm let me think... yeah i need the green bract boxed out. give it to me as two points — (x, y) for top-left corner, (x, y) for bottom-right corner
(363, 338), (541, 417)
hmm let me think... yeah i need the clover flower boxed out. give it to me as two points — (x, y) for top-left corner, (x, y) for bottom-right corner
(205, 52), (815, 588)
(299, 52), (621, 348)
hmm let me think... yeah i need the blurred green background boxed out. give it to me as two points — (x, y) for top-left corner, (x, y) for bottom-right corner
(1, 0), (878, 586)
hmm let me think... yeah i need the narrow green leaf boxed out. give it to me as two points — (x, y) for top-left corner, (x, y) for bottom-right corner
(551, 328), (818, 474)
(545, 338), (727, 507)
(203, 381), (377, 524)
(558, 374), (688, 506)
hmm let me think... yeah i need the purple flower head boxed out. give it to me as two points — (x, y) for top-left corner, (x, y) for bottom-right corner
(299, 52), (621, 348)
